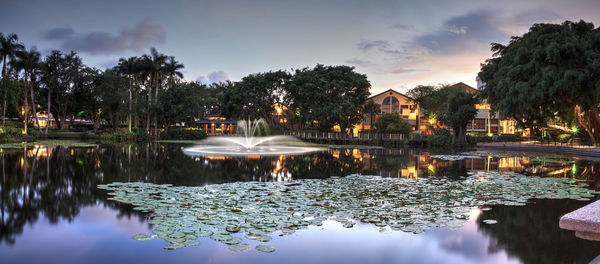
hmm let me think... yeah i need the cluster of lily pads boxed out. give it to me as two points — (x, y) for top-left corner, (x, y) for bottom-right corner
(99, 172), (598, 252)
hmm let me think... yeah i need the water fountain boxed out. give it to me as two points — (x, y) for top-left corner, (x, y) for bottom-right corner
(183, 119), (323, 156)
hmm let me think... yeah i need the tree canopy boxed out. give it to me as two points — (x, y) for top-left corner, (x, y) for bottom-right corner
(285, 64), (371, 132)
(479, 20), (600, 142)
(373, 113), (411, 134)
(407, 84), (477, 145)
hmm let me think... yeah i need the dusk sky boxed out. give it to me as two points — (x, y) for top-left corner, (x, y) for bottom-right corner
(2, 0), (600, 95)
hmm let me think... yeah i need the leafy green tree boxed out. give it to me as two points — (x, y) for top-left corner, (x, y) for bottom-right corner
(0, 33), (24, 126)
(220, 71), (290, 123)
(479, 20), (600, 143)
(285, 64), (370, 132)
(442, 91), (478, 146)
(117, 57), (138, 133)
(160, 82), (205, 129)
(363, 100), (378, 131)
(373, 113), (411, 134)
(39, 50), (84, 130)
(407, 84), (477, 145)
(12, 47), (41, 135)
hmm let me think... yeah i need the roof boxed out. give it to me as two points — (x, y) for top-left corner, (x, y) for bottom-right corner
(368, 89), (413, 100)
(197, 120), (237, 125)
(454, 82), (479, 94)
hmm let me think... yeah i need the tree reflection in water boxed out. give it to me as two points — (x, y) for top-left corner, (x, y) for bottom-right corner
(0, 143), (599, 263)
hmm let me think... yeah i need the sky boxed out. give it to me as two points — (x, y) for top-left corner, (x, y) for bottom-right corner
(1, 0), (600, 95)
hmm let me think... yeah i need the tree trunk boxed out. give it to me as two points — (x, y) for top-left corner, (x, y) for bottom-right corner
(45, 86), (51, 134)
(2, 54), (6, 128)
(23, 73), (28, 135)
(146, 76), (152, 134)
(154, 76), (160, 137)
(29, 79), (43, 134)
(574, 105), (597, 144)
(128, 76), (132, 133)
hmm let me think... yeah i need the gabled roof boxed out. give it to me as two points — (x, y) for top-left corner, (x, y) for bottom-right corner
(454, 82), (479, 94)
(368, 89), (413, 100)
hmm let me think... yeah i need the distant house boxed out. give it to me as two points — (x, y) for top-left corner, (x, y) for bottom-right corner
(361, 82), (517, 135)
(196, 115), (236, 135)
(360, 89), (421, 131)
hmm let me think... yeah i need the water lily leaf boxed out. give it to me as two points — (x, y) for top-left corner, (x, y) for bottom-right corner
(256, 244), (275, 253)
(132, 233), (154, 241)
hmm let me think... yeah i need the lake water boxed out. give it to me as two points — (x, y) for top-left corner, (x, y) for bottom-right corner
(0, 143), (599, 264)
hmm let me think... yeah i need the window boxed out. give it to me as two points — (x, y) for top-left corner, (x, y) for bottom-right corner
(382, 96), (400, 113)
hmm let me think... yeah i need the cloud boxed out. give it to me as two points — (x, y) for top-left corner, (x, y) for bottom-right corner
(391, 68), (430, 74)
(356, 40), (390, 51)
(345, 59), (375, 67)
(448, 24), (467, 35)
(413, 10), (508, 54)
(43, 18), (166, 55)
(197, 71), (230, 85)
(389, 24), (421, 32)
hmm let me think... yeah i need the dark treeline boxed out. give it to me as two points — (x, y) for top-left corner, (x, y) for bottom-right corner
(0, 33), (372, 137)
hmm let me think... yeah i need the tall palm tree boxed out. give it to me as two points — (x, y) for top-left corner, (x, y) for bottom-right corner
(139, 48), (166, 136)
(0, 33), (24, 126)
(117, 56), (138, 133)
(13, 47), (41, 135)
(163, 56), (184, 87)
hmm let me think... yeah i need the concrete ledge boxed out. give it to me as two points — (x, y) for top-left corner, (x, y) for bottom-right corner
(560, 200), (600, 240)
(576, 231), (600, 242)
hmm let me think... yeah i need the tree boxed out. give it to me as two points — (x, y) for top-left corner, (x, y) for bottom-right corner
(40, 51), (84, 130)
(220, 71), (290, 123)
(442, 91), (478, 146)
(373, 113), (411, 134)
(159, 82), (204, 129)
(13, 47), (41, 135)
(479, 20), (600, 143)
(407, 84), (465, 129)
(407, 84), (477, 145)
(0, 33), (24, 126)
(138, 48), (167, 136)
(285, 64), (370, 132)
(117, 56), (138, 133)
(363, 100), (378, 130)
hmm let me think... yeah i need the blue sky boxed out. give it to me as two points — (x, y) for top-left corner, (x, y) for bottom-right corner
(1, 0), (599, 95)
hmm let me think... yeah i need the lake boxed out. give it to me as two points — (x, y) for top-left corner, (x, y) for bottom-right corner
(0, 143), (598, 264)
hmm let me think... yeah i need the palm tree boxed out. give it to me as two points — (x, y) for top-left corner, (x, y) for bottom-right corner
(117, 56), (138, 133)
(163, 56), (184, 87)
(13, 47), (41, 135)
(139, 48), (166, 136)
(0, 33), (24, 126)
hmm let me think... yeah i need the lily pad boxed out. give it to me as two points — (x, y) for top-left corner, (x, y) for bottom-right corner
(256, 244), (275, 253)
(132, 233), (154, 241)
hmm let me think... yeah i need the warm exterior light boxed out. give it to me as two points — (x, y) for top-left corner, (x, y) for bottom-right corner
(571, 125), (578, 134)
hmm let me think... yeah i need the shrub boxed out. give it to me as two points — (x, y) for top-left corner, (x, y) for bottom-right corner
(99, 131), (149, 142)
(160, 128), (207, 140)
(557, 133), (572, 143)
(428, 129), (451, 146)
(373, 113), (411, 134)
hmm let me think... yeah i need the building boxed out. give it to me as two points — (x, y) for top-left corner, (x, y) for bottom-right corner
(361, 89), (421, 131)
(197, 115), (236, 135)
(361, 82), (517, 135)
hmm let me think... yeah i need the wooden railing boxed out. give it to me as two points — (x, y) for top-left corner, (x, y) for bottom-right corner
(285, 131), (408, 141)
